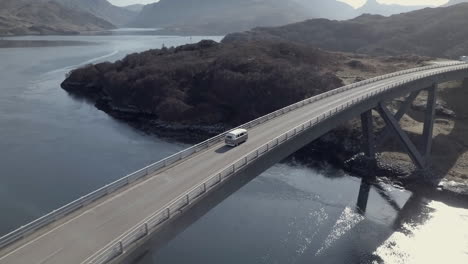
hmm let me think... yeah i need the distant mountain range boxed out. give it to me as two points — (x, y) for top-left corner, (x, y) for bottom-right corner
(54, 0), (137, 26)
(130, 0), (361, 34)
(131, 0), (436, 34)
(292, 0), (357, 20)
(357, 0), (429, 16)
(130, 0), (314, 34)
(0, 0), (115, 36)
(0, 0), (140, 36)
(0, 0), (457, 37)
(224, 3), (468, 58)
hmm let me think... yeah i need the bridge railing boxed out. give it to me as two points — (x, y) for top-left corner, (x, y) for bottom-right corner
(86, 63), (468, 264)
(0, 62), (467, 251)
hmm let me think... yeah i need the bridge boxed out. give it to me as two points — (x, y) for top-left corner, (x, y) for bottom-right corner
(1, 62), (468, 264)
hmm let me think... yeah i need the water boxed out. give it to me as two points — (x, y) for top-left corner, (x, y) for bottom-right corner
(137, 163), (468, 264)
(0, 34), (222, 234)
(0, 33), (467, 264)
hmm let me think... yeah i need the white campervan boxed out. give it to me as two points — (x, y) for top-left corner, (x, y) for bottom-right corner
(225, 129), (248, 147)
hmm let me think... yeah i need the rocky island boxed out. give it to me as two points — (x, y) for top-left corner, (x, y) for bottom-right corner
(62, 40), (344, 127)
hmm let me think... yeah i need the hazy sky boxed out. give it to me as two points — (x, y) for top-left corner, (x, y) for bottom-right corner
(108, 0), (450, 8)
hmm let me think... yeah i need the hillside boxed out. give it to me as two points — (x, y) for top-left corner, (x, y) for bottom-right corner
(130, 0), (357, 34)
(53, 0), (137, 26)
(224, 3), (468, 58)
(0, 0), (115, 36)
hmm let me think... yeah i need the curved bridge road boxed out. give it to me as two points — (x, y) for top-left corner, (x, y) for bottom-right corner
(1, 63), (468, 264)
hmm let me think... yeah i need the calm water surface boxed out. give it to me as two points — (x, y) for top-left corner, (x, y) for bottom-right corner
(0, 33), (466, 264)
(0, 34), (222, 233)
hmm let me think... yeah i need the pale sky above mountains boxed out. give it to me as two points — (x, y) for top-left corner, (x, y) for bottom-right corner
(108, 0), (450, 8)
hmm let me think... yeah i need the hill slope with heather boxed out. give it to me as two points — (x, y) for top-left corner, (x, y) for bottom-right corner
(61, 40), (344, 125)
(224, 3), (468, 58)
(61, 38), (429, 129)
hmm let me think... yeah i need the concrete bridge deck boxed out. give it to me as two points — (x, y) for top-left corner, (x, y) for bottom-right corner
(1, 62), (467, 264)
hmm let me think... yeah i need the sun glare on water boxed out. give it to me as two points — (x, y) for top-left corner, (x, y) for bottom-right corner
(374, 201), (468, 264)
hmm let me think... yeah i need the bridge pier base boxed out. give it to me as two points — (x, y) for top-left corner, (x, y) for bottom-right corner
(356, 178), (371, 215)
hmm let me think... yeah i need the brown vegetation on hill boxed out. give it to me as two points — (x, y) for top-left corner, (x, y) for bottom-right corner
(62, 40), (343, 125)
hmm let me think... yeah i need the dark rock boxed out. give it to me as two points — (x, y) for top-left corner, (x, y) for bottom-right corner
(345, 153), (414, 178)
(354, 77), (365, 82)
(412, 100), (457, 118)
(347, 60), (365, 68)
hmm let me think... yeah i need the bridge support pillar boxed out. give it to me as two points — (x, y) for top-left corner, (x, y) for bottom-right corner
(376, 103), (426, 169)
(356, 178), (371, 215)
(361, 110), (375, 160)
(377, 90), (421, 146)
(422, 84), (437, 165)
(374, 84), (438, 172)
(360, 110), (376, 175)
